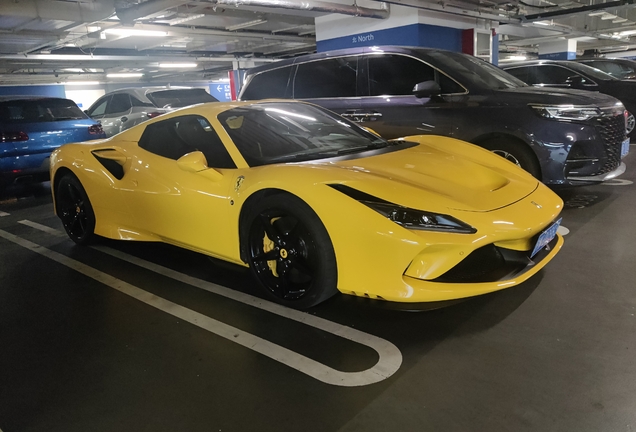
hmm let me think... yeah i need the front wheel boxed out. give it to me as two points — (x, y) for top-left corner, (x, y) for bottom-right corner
(479, 138), (541, 179)
(56, 174), (96, 245)
(245, 194), (338, 309)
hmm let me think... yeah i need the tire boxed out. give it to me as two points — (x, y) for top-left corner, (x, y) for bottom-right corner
(244, 193), (338, 309)
(56, 174), (96, 245)
(479, 138), (541, 179)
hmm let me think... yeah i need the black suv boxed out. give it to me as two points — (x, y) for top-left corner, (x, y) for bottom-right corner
(240, 46), (628, 186)
(577, 58), (636, 80)
(503, 60), (636, 137)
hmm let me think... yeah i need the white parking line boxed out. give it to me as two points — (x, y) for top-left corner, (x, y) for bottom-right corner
(19, 220), (66, 236)
(2, 224), (403, 387)
(0, 211), (9, 217)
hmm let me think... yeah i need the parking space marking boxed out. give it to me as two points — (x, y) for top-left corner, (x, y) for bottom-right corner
(1, 225), (403, 387)
(18, 220), (66, 236)
(0, 211), (9, 217)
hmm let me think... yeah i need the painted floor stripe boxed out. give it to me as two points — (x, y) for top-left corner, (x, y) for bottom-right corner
(18, 220), (66, 236)
(0, 211), (9, 217)
(3, 224), (403, 387)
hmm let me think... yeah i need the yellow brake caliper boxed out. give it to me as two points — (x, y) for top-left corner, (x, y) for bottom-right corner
(263, 217), (281, 277)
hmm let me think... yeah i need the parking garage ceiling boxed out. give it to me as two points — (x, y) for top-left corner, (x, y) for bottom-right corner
(2, 0), (636, 85)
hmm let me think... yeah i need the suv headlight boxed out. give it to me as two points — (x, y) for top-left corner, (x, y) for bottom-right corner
(530, 104), (601, 121)
(362, 201), (477, 234)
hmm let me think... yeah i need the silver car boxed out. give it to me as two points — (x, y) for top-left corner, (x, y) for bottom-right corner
(85, 87), (218, 136)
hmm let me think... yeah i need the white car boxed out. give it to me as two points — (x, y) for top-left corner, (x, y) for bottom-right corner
(85, 87), (218, 136)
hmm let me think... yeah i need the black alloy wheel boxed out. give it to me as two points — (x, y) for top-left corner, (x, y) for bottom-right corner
(246, 194), (338, 309)
(480, 138), (541, 179)
(56, 174), (96, 245)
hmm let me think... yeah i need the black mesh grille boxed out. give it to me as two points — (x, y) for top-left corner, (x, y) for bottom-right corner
(594, 114), (625, 175)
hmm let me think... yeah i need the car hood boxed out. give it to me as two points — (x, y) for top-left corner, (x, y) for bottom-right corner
(309, 137), (539, 213)
(495, 86), (621, 106)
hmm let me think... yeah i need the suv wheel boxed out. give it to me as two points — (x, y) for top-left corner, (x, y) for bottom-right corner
(480, 138), (541, 179)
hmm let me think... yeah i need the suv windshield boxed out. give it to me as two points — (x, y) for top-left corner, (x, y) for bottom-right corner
(0, 98), (86, 123)
(148, 89), (218, 108)
(218, 102), (391, 166)
(564, 62), (618, 81)
(426, 51), (528, 90)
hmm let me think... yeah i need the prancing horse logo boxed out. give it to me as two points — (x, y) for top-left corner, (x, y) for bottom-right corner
(531, 201), (542, 209)
(235, 175), (245, 192)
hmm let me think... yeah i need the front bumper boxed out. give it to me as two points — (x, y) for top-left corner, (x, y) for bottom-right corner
(567, 161), (626, 183)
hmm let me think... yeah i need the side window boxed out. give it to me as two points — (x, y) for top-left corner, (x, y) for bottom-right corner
(367, 55), (461, 96)
(131, 96), (154, 107)
(535, 66), (579, 85)
(139, 115), (236, 168)
(293, 57), (358, 98)
(241, 66), (293, 100)
(88, 96), (110, 117)
(106, 94), (132, 115)
(505, 67), (531, 84)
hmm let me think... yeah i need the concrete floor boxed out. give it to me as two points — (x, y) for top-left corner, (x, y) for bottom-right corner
(1, 153), (635, 432)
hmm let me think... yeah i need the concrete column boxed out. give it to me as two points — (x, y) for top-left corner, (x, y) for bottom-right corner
(538, 39), (577, 60)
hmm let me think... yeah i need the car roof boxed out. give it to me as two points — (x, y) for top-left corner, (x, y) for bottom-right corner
(502, 59), (568, 67)
(0, 95), (69, 102)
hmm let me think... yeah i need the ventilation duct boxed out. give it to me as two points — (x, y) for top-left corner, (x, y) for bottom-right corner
(213, 0), (390, 19)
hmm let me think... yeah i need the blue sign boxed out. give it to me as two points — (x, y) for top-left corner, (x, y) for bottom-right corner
(209, 83), (232, 102)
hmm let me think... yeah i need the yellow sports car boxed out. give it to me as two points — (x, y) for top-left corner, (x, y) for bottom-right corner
(51, 100), (564, 309)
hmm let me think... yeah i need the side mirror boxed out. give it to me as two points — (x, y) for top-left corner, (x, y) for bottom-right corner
(413, 81), (442, 98)
(177, 151), (224, 181)
(566, 75), (596, 90)
(177, 151), (208, 172)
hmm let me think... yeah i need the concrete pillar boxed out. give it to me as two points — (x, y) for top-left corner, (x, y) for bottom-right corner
(538, 39), (577, 60)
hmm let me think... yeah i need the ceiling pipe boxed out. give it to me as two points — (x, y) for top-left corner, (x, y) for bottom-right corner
(523, 0), (636, 22)
(213, 0), (390, 19)
(116, 0), (190, 25)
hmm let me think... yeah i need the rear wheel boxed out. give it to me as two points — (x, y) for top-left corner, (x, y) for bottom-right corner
(56, 174), (96, 245)
(245, 194), (338, 309)
(479, 138), (541, 179)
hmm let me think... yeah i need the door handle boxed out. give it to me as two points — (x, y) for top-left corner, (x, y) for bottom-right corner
(121, 116), (128, 122)
(341, 111), (383, 122)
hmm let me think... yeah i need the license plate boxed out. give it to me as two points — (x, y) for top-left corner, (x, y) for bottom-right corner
(621, 138), (630, 159)
(531, 218), (562, 258)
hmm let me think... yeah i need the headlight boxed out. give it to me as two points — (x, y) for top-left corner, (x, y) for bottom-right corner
(362, 201), (477, 234)
(530, 104), (601, 121)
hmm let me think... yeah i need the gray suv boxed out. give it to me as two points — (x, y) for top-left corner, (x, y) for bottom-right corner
(86, 87), (218, 137)
(239, 46), (628, 186)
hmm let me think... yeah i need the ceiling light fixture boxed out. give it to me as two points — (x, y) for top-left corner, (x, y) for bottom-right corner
(601, 14), (618, 20)
(65, 81), (100, 85)
(226, 19), (267, 31)
(534, 21), (551, 25)
(509, 55), (527, 61)
(619, 29), (636, 36)
(588, 11), (607, 16)
(63, 68), (85, 73)
(158, 63), (198, 68)
(107, 72), (144, 78)
(104, 28), (168, 37)
(169, 14), (205, 25)
(613, 17), (628, 23)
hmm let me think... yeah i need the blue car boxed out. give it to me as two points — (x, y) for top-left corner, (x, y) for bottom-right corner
(0, 96), (105, 190)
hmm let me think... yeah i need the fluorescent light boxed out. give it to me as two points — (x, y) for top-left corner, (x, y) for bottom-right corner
(588, 11), (607, 16)
(226, 19), (267, 31)
(619, 30), (636, 36)
(63, 68), (85, 73)
(613, 17), (629, 23)
(509, 55), (527, 61)
(169, 14), (205, 25)
(534, 20), (551, 25)
(159, 63), (197, 68)
(601, 14), (617, 20)
(107, 73), (143, 78)
(216, 78), (230, 83)
(104, 28), (168, 37)
(66, 81), (100, 86)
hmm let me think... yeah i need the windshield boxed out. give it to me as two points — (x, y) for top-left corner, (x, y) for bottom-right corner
(0, 98), (86, 123)
(426, 51), (528, 90)
(563, 62), (618, 81)
(148, 89), (218, 108)
(218, 102), (392, 166)
(582, 60), (636, 79)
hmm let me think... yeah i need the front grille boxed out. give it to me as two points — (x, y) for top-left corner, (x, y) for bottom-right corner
(595, 114), (625, 175)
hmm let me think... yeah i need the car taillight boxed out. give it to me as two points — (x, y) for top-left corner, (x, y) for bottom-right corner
(147, 112), (163, 118)
(88, 124), (104, 135)
(0, 131), (29, 142)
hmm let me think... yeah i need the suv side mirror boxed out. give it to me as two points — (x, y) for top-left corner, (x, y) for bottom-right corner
(566, 75), (597, 90)
(413, 81), (442, 98)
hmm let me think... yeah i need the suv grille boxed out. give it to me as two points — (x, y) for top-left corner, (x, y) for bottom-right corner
(595, 114), (625, 175)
